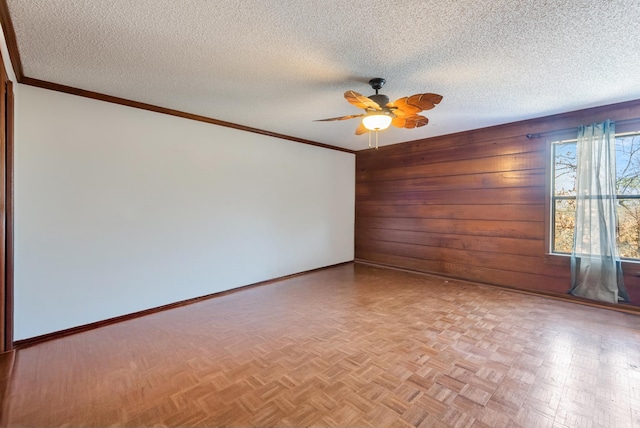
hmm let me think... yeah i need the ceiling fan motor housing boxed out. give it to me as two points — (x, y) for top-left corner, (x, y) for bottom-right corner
(368, 78), (390, 111)
(369, 94), (390, 109)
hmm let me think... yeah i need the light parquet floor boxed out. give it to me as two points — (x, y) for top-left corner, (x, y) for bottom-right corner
(3, 263), (640, 427)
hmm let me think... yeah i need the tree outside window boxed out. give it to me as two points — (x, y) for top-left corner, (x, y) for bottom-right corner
(551, 132), (640, 260)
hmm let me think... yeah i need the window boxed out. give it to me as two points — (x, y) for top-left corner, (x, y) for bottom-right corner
(551, 132), (640, 260)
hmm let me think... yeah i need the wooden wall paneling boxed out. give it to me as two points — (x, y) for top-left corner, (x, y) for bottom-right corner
(357, 151), (546, 182)
(357, 135), (542, 171)
(356, 241), (568, 278)
(355, 98), (640, 307)
(356, 217), (544, 240)
(0, 348), (15, 425)
(357, 187), (545, 207)
(355, 170), (546, 195)
(624, 275), (640, 303)
(356, 204), (545, 222)
(355, 252), (569, 293)
(355, 229), (545, 257)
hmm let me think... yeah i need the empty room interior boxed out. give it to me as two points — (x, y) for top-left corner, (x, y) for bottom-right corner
(1, 1), (640, 427)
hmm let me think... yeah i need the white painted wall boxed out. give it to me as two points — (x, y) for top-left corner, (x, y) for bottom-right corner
(14, 85), (354, 340)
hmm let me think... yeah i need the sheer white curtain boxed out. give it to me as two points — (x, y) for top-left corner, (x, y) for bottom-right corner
(569, 120), (629, 303)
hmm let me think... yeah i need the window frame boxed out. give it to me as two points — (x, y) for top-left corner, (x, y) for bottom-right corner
(549, 131), (640, 262)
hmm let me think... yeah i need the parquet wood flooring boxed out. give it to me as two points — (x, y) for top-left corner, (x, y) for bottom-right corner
(3, 263), (640, 427)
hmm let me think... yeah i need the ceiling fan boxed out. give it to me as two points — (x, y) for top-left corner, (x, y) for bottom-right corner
(315, 78), (443, 148)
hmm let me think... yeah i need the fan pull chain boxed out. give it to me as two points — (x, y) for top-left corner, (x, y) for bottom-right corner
(368, 130), (380, 149)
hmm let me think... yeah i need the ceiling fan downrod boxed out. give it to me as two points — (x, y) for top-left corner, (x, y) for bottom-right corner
(368, 78), (390, 109)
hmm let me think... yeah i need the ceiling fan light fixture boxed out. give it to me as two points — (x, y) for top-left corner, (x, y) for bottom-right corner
(362, 112), (392, 131)
(314, 77), (442, 147)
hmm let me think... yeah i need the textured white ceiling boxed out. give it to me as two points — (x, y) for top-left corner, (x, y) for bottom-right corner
(6, 0), (640, 150)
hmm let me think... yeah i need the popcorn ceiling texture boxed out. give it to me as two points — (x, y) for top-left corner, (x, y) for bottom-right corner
(6, 0), (640, 150)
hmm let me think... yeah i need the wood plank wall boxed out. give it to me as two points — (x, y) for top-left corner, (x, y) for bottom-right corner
(356, 99), (640, 306)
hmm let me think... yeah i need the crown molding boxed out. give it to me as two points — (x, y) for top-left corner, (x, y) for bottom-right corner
(22, 77), (355, 153)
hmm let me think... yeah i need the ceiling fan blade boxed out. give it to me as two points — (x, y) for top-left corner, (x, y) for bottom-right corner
(388, 97), (420, 116)
(355, 122), (369, 135)
(406, 93), (443, 111)
(392, 114), (429, 129)
(314, 114), (365, 122)
(391, 93), (443, 116)
(387, 105), (407, 117)
(344, 91), (382, 111)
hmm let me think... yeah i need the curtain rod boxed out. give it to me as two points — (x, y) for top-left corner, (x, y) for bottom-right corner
(525, 117), (640, 139)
